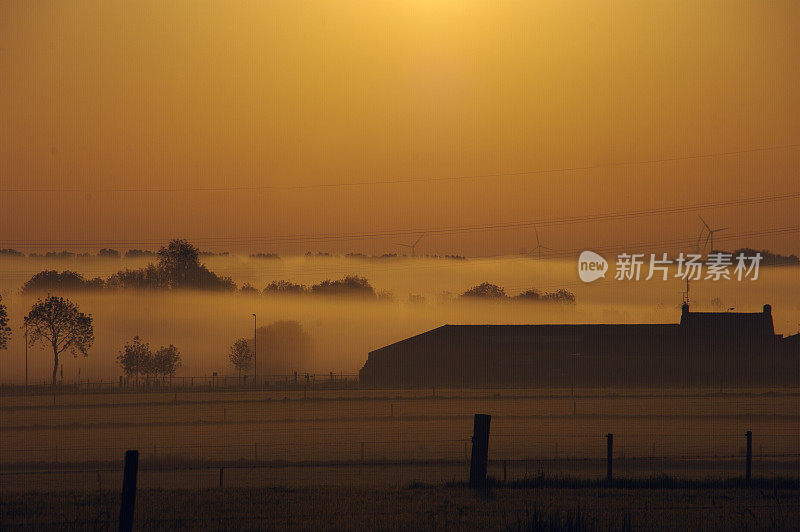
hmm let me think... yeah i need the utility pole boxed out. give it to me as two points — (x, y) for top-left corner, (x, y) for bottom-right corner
(252, 313), (257, 386)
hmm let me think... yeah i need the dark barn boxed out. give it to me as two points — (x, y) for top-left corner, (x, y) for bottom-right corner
(359, 304), (800, 387)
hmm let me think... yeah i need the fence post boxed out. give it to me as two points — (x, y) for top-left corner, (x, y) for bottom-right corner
(360, 443), (365, 462)
(119, 450), (139, 532)
(219, 467), (224, 488)
(503, 460), (507, 483)
(745, 430), (752, 484)
(469, 414), (491, 488)
(606, 433), (613, 483)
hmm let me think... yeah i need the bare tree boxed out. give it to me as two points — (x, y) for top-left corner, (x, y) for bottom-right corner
(25, 296), (93, 387)
(228, 338), (252, 382)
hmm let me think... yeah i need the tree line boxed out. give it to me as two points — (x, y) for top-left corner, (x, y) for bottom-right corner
(117, 336), (181, 384)
(459, 282), (577, 303)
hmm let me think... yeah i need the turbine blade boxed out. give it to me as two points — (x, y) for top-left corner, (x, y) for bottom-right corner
(699, 216), (710, 230)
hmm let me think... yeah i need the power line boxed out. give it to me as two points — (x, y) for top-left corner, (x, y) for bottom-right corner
(2, 191), (799, 248)
(2, 144), (798, 194)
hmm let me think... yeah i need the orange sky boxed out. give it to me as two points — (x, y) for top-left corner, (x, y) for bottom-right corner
(1, 0), (798, 256)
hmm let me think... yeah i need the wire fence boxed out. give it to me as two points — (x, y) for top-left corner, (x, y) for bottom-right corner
(3, 389), (800, 491)
(0, 373), (361, 392)
(3, 433), (800, 492)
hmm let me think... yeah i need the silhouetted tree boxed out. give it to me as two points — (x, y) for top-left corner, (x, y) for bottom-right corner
(157, 239), (199, 285)
(124, 249), (155, 258)
(0, 248), (23, 257)
(240, 283), (259, 295)
(541, 289), (576, 304)
(228, 338), (252, 380)
(106, 264), (164, 290)
(310, 275), (375, 298)
(108, 239), (235, 291)
(461, 283), (507, 299)
(22, 270), (105, 294)
(515, 289), (542, 301)
(255, 321), (312, 374)
(25, 296), (94, 387)
(0, 295), (10, 350)
(377, 289), (395, 302)
(264, 280), (307, 294)
(117, 336), (151, 384)
(98, 248), (120, 258)
(152, 344), (181, 381)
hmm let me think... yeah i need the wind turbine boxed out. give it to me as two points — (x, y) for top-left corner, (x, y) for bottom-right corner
(698, 216), (727, 255)
(531, 225), (552, 259)
(395, 232), (425, 257)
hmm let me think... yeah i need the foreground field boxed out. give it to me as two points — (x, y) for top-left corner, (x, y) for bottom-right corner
(2, 388), (799, 491)
(3, 484), (800, 530)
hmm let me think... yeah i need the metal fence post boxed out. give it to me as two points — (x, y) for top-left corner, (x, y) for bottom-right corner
(119, 450), (139, 532)
(606, 433), (613, 483)
(745, 430), (752, 484)
(469, 414), (491, 488)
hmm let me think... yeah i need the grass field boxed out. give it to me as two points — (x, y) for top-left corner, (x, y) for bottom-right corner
(2, 387), (799, 491)
(4, 484), (800, 530)
(3, 387), (800, 529)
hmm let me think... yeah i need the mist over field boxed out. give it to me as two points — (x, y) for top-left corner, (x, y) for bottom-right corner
(1, 254), (798, 384)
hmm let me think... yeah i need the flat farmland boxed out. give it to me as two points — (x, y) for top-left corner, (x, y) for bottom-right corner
(2, 388), (800, 491)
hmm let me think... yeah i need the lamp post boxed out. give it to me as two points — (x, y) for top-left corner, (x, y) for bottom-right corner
(24, 320), (28, 387)
(252, 313), (257, 386)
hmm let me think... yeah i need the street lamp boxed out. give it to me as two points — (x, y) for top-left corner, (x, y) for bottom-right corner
(24, 320), (28, 387)
(252, 313), (257, 386)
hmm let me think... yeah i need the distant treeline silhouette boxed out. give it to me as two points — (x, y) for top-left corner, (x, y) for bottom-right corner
(1, 246), (467, 261)
(261, 276), (393, 300)
(460, 282), (576, 303)
(22, 240), (235, 293)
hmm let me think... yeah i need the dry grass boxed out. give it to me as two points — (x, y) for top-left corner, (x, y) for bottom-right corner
(3, 484), (800, 530)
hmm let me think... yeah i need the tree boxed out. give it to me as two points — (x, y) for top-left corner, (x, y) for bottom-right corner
(25, 296), (94, 387)
(255, 321), (312, 374)
(310, 275), (375, 298)
(461, 282), (507, 299)
(22, 270), (104, 294)
(228, 338), (252, 381)
(0, 294), (10, 350)
(117, 336), (151, 384)
(108, 240), (235, 291)
(515, 289), (542, 301)
(264, 280), (306, 294)
(152, 344), (181, 381)
(541, 289), (576, 304)
(157, 239), (200, 287)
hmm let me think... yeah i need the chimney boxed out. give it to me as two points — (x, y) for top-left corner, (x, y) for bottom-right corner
(762, 304), (775, 335)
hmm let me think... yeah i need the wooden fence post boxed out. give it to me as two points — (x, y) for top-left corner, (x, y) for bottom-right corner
(469, 414), (491, 488)
(745, 430), (752, 484)
(606, 433), (613, 483)
(119, 450), (139, 532)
